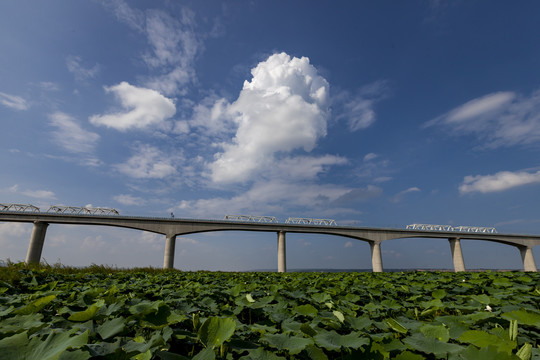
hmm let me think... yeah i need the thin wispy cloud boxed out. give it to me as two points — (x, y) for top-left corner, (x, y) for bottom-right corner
(43, 154), (102, 168)
(103, 1), (201, 96)
(0, 91), (28, 110)
(113, 194), (147, 206)
(363, 153), (378, 162)
(143, 9), (200, 95)
(104, 0), (145, 32)
(114, 144), (179, 179)
(272, 156), (348, 181)
(144, 9), (198, 69)
(49, 112), (100, 154)
(0, 222), (30, 237)
(425, 90), (540, 148)
(392, 187), (420, 203)
(332, 186), (383, 206)
(9, 184), (56, 200)
(66, 55), (100, 81)
(335, 80), (388, 132)
(37, 82), (60, 92)
(355, 154), (390, 181)
(460, 169), (540, 194)
(176, 180), (357, 219)
(185, 96), (233, 138)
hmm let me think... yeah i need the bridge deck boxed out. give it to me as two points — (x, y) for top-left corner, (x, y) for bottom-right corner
(1, 211), (538, 271)
(1, 211), (539, 246)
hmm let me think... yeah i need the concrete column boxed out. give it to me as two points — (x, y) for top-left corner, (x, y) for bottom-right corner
(163, 235), (177, 269)
(277, 231), (287, 273)
(448, 237), (466, 272)
(25, 221), (49, 265)
(370, 241), (383, 272)
(519, 246), (537, 272)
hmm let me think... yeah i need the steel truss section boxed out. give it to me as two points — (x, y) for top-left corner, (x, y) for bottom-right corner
(47, 205), (119, 215)
(406, 223), (497, 233)
(0, 203), (40, 212)
(454, 226), (497, 233)
(285, 217), (337, 226)
(406, 224), (453, 231)
(224, 215), (278, 223)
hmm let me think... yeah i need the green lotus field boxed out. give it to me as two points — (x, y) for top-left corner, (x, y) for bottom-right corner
(0, 264), (539, 359)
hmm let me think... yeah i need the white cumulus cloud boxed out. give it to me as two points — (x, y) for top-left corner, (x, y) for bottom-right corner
(0, 91), (28, 110)
(171, 53), (385, 217)
(49, 112), (100, 154)
(459, 169), (540, 194)
(425, 90), (540, 148)
(209, 53), (330, 183)
(90, 82), (176, 131)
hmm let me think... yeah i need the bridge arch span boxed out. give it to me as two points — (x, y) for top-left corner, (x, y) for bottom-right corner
(379, 233), (538, 248)
(171, 227), (375, 243)
(0, 211), (538, 272)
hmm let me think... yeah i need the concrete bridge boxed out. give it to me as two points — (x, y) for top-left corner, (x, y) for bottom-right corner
(0, 211), (538, 272)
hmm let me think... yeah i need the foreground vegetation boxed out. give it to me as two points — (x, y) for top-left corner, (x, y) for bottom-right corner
(0, 264), (539, 359)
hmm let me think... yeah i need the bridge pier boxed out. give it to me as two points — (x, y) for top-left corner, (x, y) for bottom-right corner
(277, 231), (287, 273)
(163, 235), (176, 269)
(370, 241), (383, 272)
(25, 221), (49, 265)
(519, 246), (537, 272)
(448, 237), (466, 272)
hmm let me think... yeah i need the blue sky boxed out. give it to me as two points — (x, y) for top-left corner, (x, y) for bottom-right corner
(1, 1), (540, 270)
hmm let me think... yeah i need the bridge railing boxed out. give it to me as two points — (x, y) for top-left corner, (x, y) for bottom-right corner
(47, 206), (119, 215)
(0, 203), (40, 212)
(406, 224), (497, 233)
(224, 215), (278, 223)
(285, 217), (337, 226)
